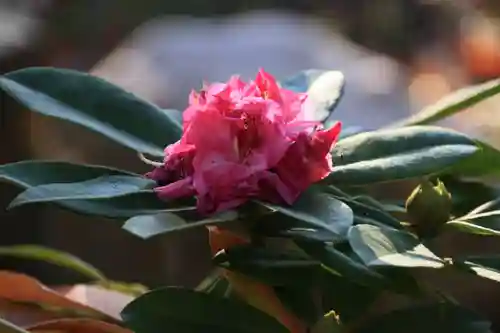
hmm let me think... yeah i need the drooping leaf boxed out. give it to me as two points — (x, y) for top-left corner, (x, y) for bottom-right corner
(280, 69), (344, 122)
(348, 224), (445, 268)
(8, 175), (155, 209)
(388, 78), (500, 127)
(213, 244), (320, 287)
(122, 210), (239, 239)
(120, 287), (288, 333)
(355, 303), (492, 333)
(0, 67), (182, 156)
(256, 189), (354, 241)
(0, 245), (106, 281)
(325, 126), (478, 185)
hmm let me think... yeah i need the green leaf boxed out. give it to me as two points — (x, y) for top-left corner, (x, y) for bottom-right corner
(311, 311), (342, 333)
(389, 78), (500, 127)
(122, 210), (239, 239)
(120, 287), (288, 333)
(452, 256), (500, 283)
(0, 160), (136, 188)
(8, 175), (155, 209)
(281, 69), (344, 122)
(195, 269), (234, 299)
(355, 303), (492, 333)
(213, 244), (320, 287)
(257, 189), (354, 241)
(0, 318), (30, 333)
(0, 67), (182, 156)
(274, 287), (321, 325)
(0, 160), (186, 218)
(296, 240), (386, 288)
(348, 224), (445, 268)
(325, 126), (478, 185)
(446, 210), (500, 237)
(0, 245), (106, 281)
(449, 140), (500, 178)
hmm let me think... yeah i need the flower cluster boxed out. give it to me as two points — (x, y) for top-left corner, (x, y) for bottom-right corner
(147, 69), (341, 214)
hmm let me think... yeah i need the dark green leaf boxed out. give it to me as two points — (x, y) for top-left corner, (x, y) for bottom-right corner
(257, 190), (354, 241)
(325, 126), (478, 185)
(8, 175), (155, 209)
(355, 303), (492, 333)
(449, 140), (500, 178)
(213, 244), (320, 287)
(296, 240), (385, 288)
(452, 256), (500, 283)
(0, 67), (182, 156)
(348, 224), (445, 268)
(446, 210), (500, 237)
(0, 160), (136, 188)
(121, 287), (288, 333)
(388, 78), (500, 127)
(0, 245), (106, 281)
(122, 210), (239, 239)
(281, 69), (344, 122)
(274, 287), (320, 325)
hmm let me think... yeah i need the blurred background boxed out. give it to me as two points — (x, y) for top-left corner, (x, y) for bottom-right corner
(2, 0), (500, 310)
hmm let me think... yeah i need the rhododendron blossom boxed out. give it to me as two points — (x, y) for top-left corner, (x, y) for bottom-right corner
(146, 69), (341, 214)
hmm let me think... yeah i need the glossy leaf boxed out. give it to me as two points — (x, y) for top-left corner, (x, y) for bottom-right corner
(446, 210), (500, 237)
(0, 67), (182, 156)
(453, 256), (500, 283)
(325, 126), (478, 185)
(355, 303), (492, 333)
(120, 287), (288, 333)
(0, 245), (106, 281)
(280, 69), (344, 122)
(213, 244), (320, 286)
(122, 210), (239, 239)
(348, 224), (445, 268)
(296, 240), (386, 288)
(257, 190), (354, 241)
(8, 175), (155, 209)
(389, 77), (500, 127)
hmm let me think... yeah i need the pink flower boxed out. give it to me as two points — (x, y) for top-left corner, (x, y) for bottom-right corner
(147, 69), (341, 214)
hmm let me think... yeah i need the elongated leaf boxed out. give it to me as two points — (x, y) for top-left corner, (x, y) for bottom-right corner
(389, 78), (500, 127)
(8, 175), (155, 209)
(325, 126), (478, 185)
(0, 317), (30, 333)
(120, 287), (288, 333)
(450, 140), (500, 178)
(446, 210), (500, 237)
(296, 240), (385, 288)
(257, 190), (353, 241)
(355, 303), (492, 333)
(213, 245), (320, 286)
(0, 160), (136, 188)
(0, 160), (184, 218)
(0, 245), (106, 281)
(122, 210), (239, 239)
(453, 256), (500, 283)
(348, 224), (445, 268)
(280, 69), (344, 122)
(0, 67), (182, 156)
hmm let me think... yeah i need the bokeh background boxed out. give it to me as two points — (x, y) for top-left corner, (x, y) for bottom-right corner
(2, 0), (500, 313)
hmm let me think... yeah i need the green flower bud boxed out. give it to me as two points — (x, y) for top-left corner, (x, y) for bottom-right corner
(405, 179), (452, 237)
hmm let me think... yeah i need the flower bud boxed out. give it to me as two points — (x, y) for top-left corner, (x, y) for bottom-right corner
(405, 179), (452, 237)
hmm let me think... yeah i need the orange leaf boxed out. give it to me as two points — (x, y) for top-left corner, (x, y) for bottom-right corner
(207, 227), (307, 333)
(27, 318), (132, 333)
(0, 271), (133, 321)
